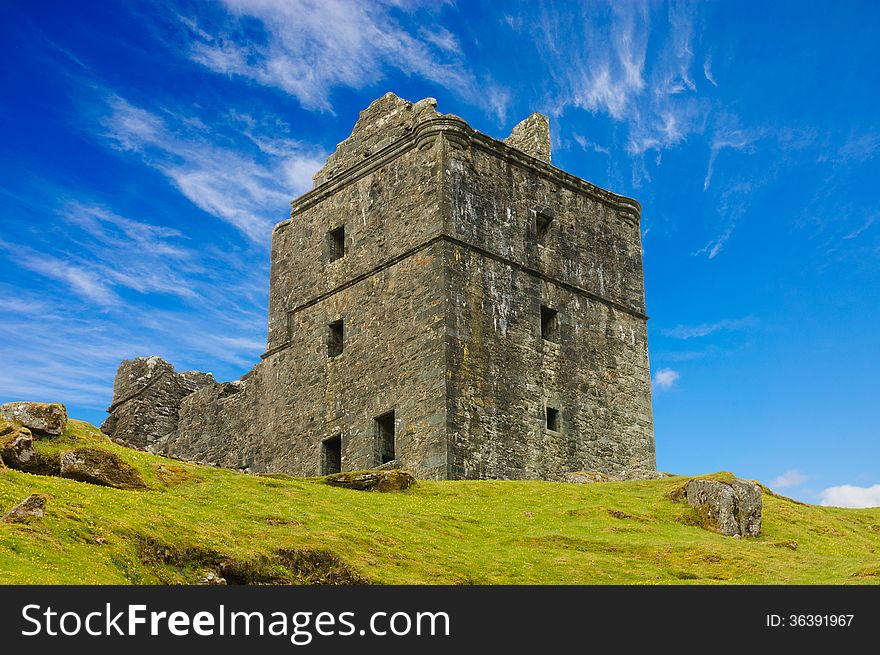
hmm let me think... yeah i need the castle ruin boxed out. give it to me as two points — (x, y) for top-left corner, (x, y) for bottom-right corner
(103, 93), (655, 480)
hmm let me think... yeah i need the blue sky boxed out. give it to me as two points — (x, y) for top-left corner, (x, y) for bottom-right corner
(2, 1), (878, 506)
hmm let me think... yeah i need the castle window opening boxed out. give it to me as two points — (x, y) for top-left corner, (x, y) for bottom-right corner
(328, 225), (345, 261)
(545, 406), (560, 432)
(321, 434), (342, 474)
(375, 410), (396, 464)
(328, 319), (344, 358)
(540, 305), (559, 342)
(535, 210), (554, 243)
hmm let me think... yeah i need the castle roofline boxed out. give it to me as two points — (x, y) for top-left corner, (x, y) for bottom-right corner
(274, 94), (641, 233)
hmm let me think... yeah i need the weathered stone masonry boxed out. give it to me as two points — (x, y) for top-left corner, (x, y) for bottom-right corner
(103, 93), (655, 480)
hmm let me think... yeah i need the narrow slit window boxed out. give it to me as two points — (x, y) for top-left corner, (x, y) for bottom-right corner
(321, 435), (342, 475)
(328, 225), (345, 261)
(546, 406), (560, 432)
(535, 211), (553, 243)
(540, 305), (559, 342)
(328, 319), (344, 358)
(374, 410), (395, 464)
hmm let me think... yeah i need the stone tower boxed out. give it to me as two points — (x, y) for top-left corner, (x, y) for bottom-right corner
(105, 92), (655, 480)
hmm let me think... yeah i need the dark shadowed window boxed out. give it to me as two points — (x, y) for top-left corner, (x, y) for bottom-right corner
(321, 435), (342, 474)
(546, 406), (560, 432)
(535, 211), (554, 243)
(328, 225), (345, 261)
(328, 319), (344, 357)
(541, 305), (559, 342)
(374, 410), (395, 464)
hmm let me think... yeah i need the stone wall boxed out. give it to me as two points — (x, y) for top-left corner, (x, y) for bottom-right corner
(444, 245), (653, 478)
(265, 94), (444, 353)
(440, 136), (653, 478)
(170, 248), (447, 477)
(101, 357), (214, 450)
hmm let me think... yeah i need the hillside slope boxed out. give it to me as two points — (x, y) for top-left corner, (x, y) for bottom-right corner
(1, 420), (878, 584)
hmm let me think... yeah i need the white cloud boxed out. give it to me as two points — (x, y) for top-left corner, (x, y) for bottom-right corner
(0, 238), (118, 307)
(843, 214), (877, 240)
(702, 55), (717, 87)
(98, 94), (325, 242)
(661, 316), (755, 339)
(819, 484), (880, 509)
(652, 367), (680, 391)
(418, 26), (461, 54)
(695, 224), (734, 259)
(836, 131), (880, 164)
(770, 470), (808, 489)
(704, 114), (760, 190)
(573, 133), (611, 155)
(180, 0), (508, 121)
(531, 0), (709, 162)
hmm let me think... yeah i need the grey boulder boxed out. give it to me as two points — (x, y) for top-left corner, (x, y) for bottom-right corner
(0, 402), (67, 436)
(685, 477), (762, 537)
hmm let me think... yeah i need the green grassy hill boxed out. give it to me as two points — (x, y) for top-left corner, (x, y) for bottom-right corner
(1, 419), (879, 584)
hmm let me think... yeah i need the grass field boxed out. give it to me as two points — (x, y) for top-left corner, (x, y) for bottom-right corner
(1, 420), (878, 584)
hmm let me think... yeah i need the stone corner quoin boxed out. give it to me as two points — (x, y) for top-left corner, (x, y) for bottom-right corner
(102, 92), (655, 482)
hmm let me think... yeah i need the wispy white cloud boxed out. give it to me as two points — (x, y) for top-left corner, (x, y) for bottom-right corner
(819, 484), (880, 508)
(695, 224), (734, 259)
(418, 26), (461, 54)
(843, 214), (877, 240)
(695, 178), (765, 260)
(573, 133), (611, 155)
(661, 316), (756, 339)
(702, 55), (717, 87)
(179, 0), (508, 121)
(704, 114), (761, 190)
(836, 131), (880, 164)
(651, 367), (680, 391)
(531, 0), (709, 163)
(97, 94), (325, 241)
(771, 470), (808, 489)
(0, 238), (118, 307)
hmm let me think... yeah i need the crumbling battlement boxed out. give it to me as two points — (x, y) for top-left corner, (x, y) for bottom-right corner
(102, 357), (214, 450)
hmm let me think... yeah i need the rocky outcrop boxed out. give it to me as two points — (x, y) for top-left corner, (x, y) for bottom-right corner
(101, 356), (215, 450)
(323, 470), (417, 492)
(60, 448), (147, 490)
(2, 494), (48, 523)
(685, 478), (762, 537)
(0, 402), (67, 436)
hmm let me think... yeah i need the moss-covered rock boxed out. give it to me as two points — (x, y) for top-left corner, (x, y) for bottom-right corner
(0, 428), (36, 470)
(323, 469), (416, 492)
(0, 422), (62, 475)
(0, 402), (67, 436)
(2, 493), (48, 523)
(60, 447), (148, 490)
